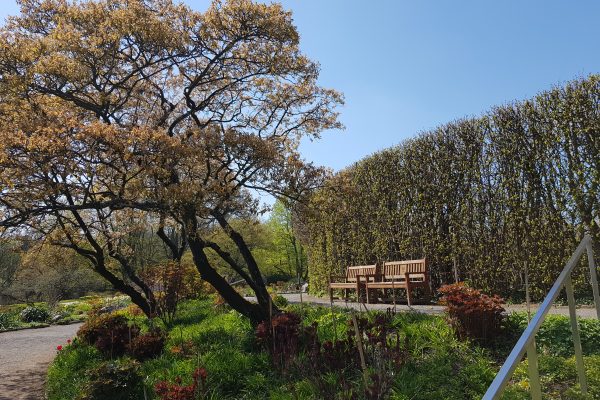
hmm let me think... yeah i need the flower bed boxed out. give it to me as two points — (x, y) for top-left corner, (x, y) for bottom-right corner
(46, 297), (600, 400)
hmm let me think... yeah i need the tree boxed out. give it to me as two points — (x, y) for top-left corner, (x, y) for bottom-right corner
(0, 239), (20, 289)
(266, 200), (307, 284)
(204, 217), (274, 281)
(3, 242), (109, 305)
(0, 0), (342, 324)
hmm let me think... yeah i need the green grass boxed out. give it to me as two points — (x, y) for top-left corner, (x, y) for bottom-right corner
(47, 341), (103, 400)
(499, 354), (600, 400)
(503, 313), (600, 357)
(141, 299), (278, 399)
(46, 299), (600, 399)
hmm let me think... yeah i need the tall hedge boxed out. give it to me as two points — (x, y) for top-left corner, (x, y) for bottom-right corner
(300, 75), (600, 299)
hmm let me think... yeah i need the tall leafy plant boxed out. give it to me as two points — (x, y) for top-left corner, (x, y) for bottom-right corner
(301, 75), (600, 299)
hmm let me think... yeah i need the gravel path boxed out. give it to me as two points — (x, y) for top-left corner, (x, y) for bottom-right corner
(270, 293), (599, 319)
(0, 323), (82, 400)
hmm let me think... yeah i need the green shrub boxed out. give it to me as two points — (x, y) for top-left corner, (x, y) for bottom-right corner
(273, 294), (289, 308)
(77, 359), (144, 400)
(286, 303), (349, 341)
(50, 310), (70, 323)
(20, 305), (50, 323)
(504, 313), (600, 357)
(303, 75), (600, 300)
(0, 312), (18, 330)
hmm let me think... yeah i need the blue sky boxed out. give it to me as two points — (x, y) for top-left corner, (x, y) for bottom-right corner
(2, 1), (599, 171)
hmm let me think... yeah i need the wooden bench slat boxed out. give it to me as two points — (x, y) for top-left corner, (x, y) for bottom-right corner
(328, 264), (378, 301)
(365, 258), (431, 305)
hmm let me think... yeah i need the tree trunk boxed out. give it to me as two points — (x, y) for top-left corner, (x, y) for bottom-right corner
(92, 260), (157, 317)
(212, 212), (275, 317)
(187, 235), (269, 324)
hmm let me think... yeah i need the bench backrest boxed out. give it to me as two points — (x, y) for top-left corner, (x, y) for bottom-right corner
(382, 258), (427, 281)
(345, 264), (378, 282)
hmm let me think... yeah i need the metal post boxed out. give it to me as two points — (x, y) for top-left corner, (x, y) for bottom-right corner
(482, 237), (590, 400)
(525, 262), (531, 322)
(565, 275), (588, 394)
(526, 339), (542, 400)
(585, 243), (600, 320)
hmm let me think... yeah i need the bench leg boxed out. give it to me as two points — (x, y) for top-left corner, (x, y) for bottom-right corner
(369, 288), (380, 304)
(406, 283), (413, 306)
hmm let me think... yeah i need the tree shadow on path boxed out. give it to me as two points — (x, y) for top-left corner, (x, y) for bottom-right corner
(0, 363), (48, 400)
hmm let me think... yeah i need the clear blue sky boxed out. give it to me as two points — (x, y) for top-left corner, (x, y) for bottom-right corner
(2, 1), (600, 171)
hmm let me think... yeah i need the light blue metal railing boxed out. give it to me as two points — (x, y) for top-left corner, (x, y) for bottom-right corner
(483, 231), (600, 399)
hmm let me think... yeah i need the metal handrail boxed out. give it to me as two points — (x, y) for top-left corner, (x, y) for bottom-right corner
(483, 233), (600, 399)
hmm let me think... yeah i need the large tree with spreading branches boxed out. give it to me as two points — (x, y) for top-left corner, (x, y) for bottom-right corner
(0, 0), (342, 324)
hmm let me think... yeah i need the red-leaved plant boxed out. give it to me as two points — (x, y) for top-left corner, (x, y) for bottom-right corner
(353, 310), (410, 400)
(141, 261), (202, 326)
(154, 367), (207, 400)
(438, 282), (505, 343)
(127, 328), (166, 361)
(256, 310), (409, 400)
(256, 312), (302, 374)
(77, 313), (140, 358)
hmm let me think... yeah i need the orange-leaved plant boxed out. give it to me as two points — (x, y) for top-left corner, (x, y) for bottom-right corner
(438, 282), (505, 344)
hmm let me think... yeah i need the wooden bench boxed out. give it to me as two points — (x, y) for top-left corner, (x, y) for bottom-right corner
(365, 258), (430, 305)
(328, 264), (379, 301)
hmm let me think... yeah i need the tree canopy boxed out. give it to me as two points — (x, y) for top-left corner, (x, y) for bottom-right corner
(0, 0), (343, 323)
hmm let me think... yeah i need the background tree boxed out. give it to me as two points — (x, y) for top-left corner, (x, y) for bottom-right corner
(0, 0), (342, 323)
(201, 212), (306, 287)
(0, 239), (21, 293)
(204, 217), (273, 281)
(266, 200), (307, 285)
(2, 242), (109, 305)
